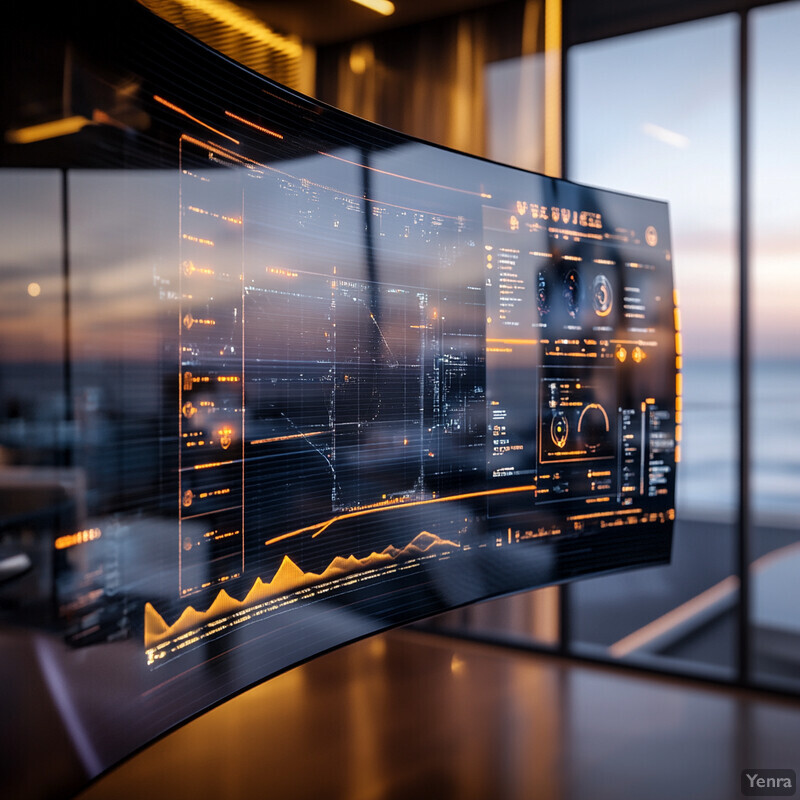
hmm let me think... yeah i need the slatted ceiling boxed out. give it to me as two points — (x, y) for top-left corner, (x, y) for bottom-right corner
(139, 0), (306, 90)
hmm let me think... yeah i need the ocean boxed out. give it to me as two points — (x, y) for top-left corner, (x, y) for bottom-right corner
(679, 357), (800, 526)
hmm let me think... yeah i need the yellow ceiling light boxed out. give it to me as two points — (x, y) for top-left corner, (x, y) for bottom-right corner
(162, 0), (302, 57)
(139, 0), (307, 90)
(5, 115), (92, 144)
(350, 0), (395, 16)
(349, 42), (374, 74)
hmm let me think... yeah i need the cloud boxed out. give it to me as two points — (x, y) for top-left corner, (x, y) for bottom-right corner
(641, 122), (690, 149)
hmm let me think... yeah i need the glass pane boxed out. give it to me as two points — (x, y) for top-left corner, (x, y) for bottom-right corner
(485, 53), (546, 173)
(0, 170), (69, 624)
(567, 15), (739, 676)
(750, 0), (800, 691)
(424, 49), (557, 649)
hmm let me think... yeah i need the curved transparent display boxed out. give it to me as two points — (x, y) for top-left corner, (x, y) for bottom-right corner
(0, 3), (678, 794)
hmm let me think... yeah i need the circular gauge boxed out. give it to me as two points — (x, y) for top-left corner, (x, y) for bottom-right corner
(563, 268), (580, 318)
(536, 270), (550, 317)
(550, 411), (569, 449)
(592, 274), (613, 317)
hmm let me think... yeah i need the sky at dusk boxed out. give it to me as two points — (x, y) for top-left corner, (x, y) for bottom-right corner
(568, 7), (800, 362)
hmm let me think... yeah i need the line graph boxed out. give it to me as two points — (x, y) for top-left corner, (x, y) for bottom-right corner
(145, 530), (460, 649)
(262, 484), (537, 547)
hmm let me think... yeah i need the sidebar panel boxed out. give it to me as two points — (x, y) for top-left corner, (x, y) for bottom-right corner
(178, 138), (245, 597)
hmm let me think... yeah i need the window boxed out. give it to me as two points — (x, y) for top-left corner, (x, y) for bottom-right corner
(568, 16), (739, 675)
(750, 0), (800, 691)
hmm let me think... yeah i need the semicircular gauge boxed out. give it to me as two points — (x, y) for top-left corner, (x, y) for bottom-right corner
(563, 268), (580, 318)
(577, 403), (610, 452)
(550, 411), (569, 449)
(592, 274), (613, 317)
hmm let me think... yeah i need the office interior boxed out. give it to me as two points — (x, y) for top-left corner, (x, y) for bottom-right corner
(2, 0), (800, 798)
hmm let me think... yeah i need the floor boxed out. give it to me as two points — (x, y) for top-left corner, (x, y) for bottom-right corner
(78, 628), (800, 800)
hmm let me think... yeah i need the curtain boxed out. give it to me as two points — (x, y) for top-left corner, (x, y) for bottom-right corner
(316, 0), (544, 159)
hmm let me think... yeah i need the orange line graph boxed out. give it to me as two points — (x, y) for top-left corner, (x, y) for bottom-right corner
(224, 110), (283, 139)
(180, 134), (260, 167)
(181, 135), (467, 221)
(191, 460), (235, 471)
(144, 531), (459, 649)
(154, 95), (239, 144)
(250, 432), (325, 445)
(487, 338), (539, 345)
(318, 151), (492, 198)
(263, 484), (536, 547)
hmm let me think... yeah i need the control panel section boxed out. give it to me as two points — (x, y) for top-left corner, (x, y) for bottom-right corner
(483, 192), (677, 534)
